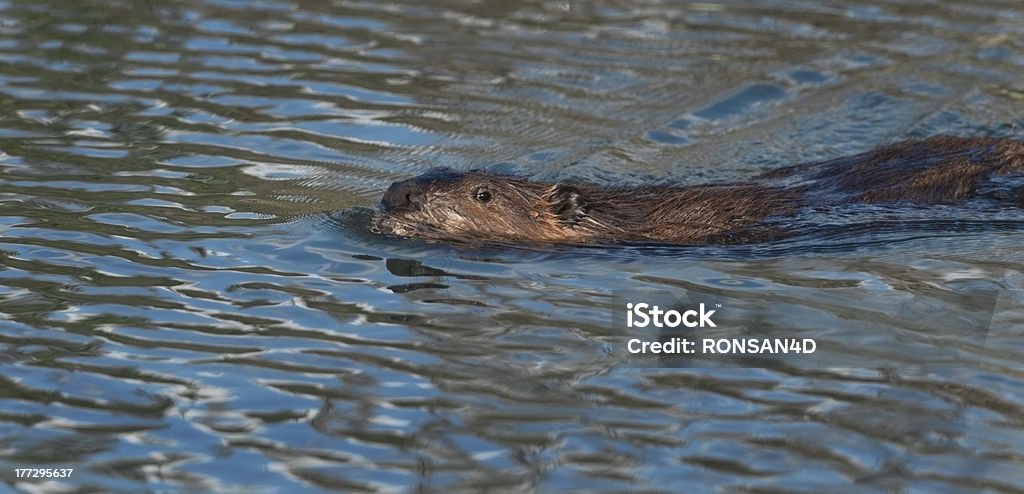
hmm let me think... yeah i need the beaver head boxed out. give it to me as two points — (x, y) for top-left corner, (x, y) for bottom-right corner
(375, 168), (595, 244)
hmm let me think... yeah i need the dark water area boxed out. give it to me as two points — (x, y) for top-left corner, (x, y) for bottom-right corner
(1, 0), (1024, 492)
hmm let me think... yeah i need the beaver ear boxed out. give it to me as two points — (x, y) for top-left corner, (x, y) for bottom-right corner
(551, 184), (589, 225)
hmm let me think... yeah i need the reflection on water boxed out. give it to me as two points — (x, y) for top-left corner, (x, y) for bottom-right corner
(0, 0), (1023, 491)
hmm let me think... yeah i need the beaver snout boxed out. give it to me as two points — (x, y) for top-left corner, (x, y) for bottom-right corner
(381, 178), (425, 212)
(381, 168), (466, 212)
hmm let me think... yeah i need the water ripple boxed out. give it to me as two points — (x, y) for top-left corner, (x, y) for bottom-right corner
(0, 0), (1023, 492)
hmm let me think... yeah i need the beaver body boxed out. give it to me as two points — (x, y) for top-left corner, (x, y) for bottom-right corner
(375, 136), (1024, 245)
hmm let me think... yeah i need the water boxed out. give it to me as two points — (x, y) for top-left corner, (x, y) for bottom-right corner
(1, 0), (1024, 492)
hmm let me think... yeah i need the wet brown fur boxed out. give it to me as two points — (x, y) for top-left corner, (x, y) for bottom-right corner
(376, 136), (1024, 245)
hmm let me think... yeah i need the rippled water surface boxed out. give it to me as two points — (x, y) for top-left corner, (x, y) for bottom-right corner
(2, 0), (1024, 492)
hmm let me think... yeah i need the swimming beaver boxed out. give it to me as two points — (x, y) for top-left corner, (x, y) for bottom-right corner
(375, 136), (1024, 245)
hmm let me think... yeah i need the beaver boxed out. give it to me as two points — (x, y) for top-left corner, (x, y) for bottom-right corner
(374, 136), (1024, 245)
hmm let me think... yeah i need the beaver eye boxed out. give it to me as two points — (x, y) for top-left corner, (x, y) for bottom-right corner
(474, 188), (492, 203)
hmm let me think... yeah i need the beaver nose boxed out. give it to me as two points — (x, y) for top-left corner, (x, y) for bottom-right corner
(381, 179), (425, 212)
